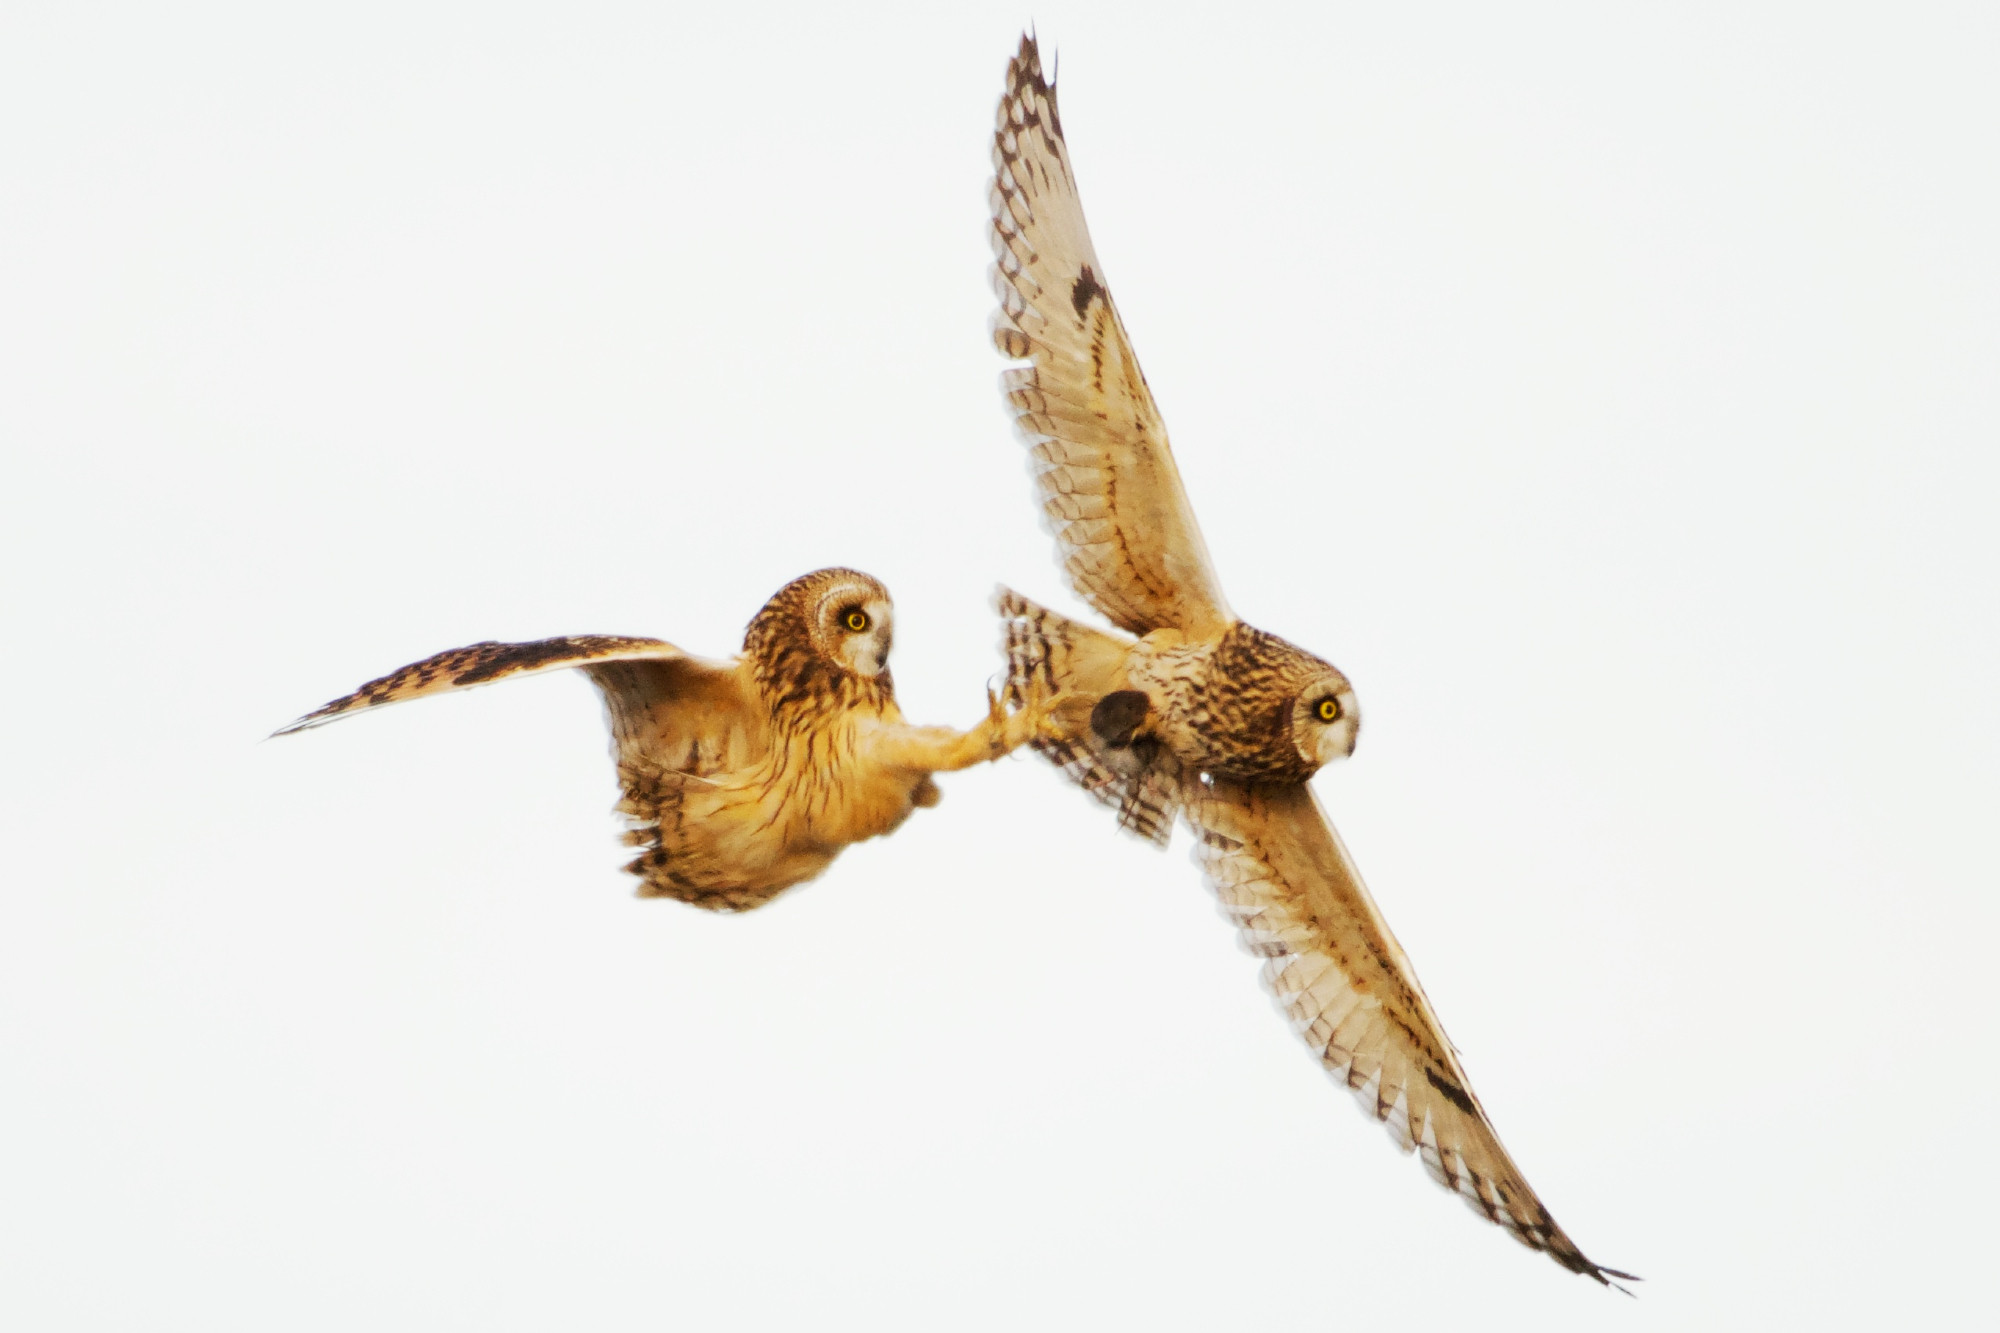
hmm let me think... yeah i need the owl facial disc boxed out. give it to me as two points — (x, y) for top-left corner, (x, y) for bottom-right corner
(821, 588), (895, 678)
(1293, 682), (1360, 770)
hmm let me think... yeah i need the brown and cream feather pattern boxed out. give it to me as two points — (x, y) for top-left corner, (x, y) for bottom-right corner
(999, 587), (1179, 845)
(989, 39), (1232, 641)
(1189, 778), (1625, 1281)
(988, 35), (1630, 1285)
(280, 568), (1054, 912)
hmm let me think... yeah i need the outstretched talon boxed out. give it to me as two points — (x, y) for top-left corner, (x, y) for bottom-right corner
(998, 675), (1079, 750)
(967, 683), (1008, 759)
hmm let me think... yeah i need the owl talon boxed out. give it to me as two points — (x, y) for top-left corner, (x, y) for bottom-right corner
(975, 685), (1011, 757)
(995, 677), (1076, 749)
(1037, 693), (1085, 744)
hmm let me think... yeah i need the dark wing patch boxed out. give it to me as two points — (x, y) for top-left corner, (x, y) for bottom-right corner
(1070, 264), (1107, 317)
(1089, 689), (1150, 747)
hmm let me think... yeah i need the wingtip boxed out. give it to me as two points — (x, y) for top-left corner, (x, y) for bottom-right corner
(1008, 29), (1057, 107)
(268, 703), (348, 737)
(1577, 1259), (1642, 1294)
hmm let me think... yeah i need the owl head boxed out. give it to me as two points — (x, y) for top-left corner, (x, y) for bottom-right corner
(743, 568), (897, 713)
(1193, 623), (1359, 784)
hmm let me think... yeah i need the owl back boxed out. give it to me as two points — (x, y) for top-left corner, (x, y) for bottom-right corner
(1139, 622), (1339, 786)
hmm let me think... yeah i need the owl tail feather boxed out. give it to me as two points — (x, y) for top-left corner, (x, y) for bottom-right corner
(995, 588), (1179, 847)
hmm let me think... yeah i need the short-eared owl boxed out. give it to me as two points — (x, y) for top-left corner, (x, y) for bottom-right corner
(989, 36), (1629, 1285)
(279, 568), (1054, 911)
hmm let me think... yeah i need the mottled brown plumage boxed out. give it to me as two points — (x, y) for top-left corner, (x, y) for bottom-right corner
(278, 568), (1055, 911)
(1000, 592), (1353, 841)
(988, 35), (1629, 1285)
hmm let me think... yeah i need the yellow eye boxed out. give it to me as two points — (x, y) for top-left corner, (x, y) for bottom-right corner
(844, 610), (870, 633)
(1316, 697), (1342, 723)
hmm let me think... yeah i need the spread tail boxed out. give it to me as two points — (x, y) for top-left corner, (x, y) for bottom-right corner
(996, 588), (1180, 846)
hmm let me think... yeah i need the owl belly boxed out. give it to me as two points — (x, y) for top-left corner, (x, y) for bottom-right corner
(804, 763), (934, 848)
(668, 761), (930, 902)
(619, 764), (835, 909)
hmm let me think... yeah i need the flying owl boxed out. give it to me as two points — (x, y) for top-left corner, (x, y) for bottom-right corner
(278, 568), (1055, 911)
(988, 36), (1630, 1285)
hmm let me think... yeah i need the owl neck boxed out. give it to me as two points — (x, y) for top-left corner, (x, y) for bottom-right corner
(747, 634), (893, 725)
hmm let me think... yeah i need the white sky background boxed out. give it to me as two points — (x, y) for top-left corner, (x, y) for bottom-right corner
(3, 2), (1996, 1327)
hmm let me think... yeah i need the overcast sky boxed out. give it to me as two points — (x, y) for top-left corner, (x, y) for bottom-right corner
(4, 3), (1996, 1328)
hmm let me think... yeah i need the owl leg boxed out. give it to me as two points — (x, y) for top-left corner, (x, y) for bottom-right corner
(859, 721), (999, 773)
(862, 679), (1070, 774)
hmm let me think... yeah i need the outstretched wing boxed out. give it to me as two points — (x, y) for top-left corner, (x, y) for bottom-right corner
(1184, 777), (1632, 1286)
(276, 635), (776, 904)
(273, 636), (744, 747)
(989, 35), (1232, 640)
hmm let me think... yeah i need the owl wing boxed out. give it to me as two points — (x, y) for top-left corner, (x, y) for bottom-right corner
(989, 35), (1233, 640)
(272, 636), (755, 759)
(1184, 776), (1632, 1286)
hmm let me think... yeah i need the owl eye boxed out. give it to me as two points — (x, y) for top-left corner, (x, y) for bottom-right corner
(1315, 697), (1342, 724)
(843, 609), (871, 633)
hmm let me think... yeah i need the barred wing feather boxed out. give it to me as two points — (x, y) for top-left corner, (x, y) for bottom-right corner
(1184, 776), (1632, 1286)
(990, 35), (1232, 639)
(274, 634), (771, 853)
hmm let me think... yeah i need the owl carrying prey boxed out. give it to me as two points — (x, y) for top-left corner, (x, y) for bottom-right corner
(278, 568), (1056, 911)
(988, 36), (1631, 1285)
